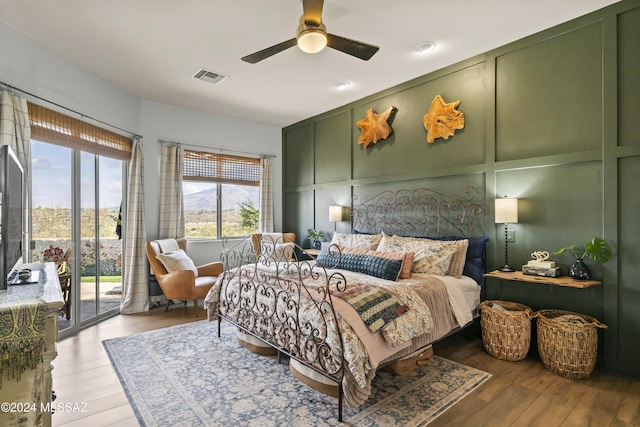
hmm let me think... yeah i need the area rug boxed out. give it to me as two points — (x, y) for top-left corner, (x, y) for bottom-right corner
(103, 320), (490, 427)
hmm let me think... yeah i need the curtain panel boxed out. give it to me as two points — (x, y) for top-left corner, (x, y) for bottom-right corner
(259, 157), (274, 233)
(159, 144), (185, 239)
(120, 139), (149, 314)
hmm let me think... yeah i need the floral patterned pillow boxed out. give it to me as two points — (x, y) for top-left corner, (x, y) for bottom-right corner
(377, 233), (459, 276)
(330, 232), (382, 250)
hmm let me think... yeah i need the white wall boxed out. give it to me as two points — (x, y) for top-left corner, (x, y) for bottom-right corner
(140, 100), (282, 265)
(0, 21), (283, 264)
(0, 21), (140, 133)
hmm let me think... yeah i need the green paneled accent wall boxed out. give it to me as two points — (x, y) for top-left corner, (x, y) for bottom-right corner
(495, 162), (603, 280)
(352, 62), (487, 180)
(284, 124), (314, 187)
(492, 162), (604, 318)
(314, 112), (350, 184)
(284, 190), (314, 247)
(618, 157), (640, 377)
(495, 23), (603, 161)
(618, 7), (640, 146)
(282, 0), (640, 379)
(315, 186), (351, 241)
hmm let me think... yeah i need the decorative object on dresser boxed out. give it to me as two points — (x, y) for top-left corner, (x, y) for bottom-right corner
(553, 237), (611, 280)
(522, 250), (560, 277)
(494, 196), (518, 272)
(423, 95), (465, 143)
(355, 106), (397, 149)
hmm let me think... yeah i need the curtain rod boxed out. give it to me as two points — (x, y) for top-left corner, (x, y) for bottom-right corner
(158, 139), (276, 159)
(0, 81), (143, 140)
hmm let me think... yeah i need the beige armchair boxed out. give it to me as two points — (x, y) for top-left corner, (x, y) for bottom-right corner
(146, 238), (223, 316)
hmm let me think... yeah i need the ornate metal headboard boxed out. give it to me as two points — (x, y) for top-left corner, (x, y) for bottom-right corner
(351, 186), (483, 238)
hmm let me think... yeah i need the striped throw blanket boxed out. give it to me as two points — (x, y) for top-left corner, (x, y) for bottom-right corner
(330, 283), (408, 333)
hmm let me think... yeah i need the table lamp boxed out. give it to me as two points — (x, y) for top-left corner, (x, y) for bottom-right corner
(495, 197), (518, 272)
(329, 205), (346, 231)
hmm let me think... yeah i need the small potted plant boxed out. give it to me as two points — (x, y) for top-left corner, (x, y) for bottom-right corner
(553, 237), (611, 280)
(43, 244), (72, 274)
(307, 229), (324, 250)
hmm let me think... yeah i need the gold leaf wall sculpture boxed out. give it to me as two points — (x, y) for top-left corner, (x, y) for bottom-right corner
(423, 95), (465, 143)
(356, 106), (397, 149)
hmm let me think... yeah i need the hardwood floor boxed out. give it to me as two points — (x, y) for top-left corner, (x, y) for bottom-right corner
(51, 306), (640, 427)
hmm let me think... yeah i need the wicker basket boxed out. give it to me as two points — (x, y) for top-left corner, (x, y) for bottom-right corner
(479, 300), (534, 361)
(536, 309), (607, 379)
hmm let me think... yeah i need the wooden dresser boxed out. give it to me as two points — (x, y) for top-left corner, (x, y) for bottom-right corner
(0, 262), (63, 427)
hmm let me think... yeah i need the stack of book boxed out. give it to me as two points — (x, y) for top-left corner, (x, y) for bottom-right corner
(522, 257), (560, 277)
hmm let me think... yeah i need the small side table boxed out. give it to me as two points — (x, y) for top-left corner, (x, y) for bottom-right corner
(304, 248), (321, 256)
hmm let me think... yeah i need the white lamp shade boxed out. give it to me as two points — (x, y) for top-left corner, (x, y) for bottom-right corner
(495, 198), (518, 223)
(329, 205), (344, 222)
(297, 30), (327, 54)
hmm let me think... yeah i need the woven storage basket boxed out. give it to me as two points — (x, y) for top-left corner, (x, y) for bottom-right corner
(479, 300), (534, 361)
(536, 309), (607, 379)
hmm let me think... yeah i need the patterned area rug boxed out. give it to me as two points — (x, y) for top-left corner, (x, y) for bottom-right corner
(103, 320), (490, 427)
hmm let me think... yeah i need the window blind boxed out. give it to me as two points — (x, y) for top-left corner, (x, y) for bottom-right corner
(183, 149), (260, 186)
(27, 102), (132, 161)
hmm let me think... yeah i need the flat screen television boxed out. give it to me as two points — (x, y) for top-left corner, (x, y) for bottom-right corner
(0, 145), (24, 290)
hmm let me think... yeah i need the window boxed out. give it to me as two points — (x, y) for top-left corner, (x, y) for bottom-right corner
(28, 102), (129, 333)
(182, 150), (260, 239)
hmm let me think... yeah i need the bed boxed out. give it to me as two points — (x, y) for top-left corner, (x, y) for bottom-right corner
(205, 186), (487, 421)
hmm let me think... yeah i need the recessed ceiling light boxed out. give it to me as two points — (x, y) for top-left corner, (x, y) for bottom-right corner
(332, 81), (351, 90)
(415, 42), (437, 54)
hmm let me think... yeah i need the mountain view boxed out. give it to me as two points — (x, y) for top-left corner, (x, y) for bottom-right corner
(183, 184), (259, 238)
(183, 185), (259, 211)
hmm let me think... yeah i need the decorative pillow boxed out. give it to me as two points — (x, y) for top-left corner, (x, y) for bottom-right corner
(431, 236), (489, 285)
(156, 249), (198, 277)
(333, 245), (415, 279)
(414, 238), (468, 278)
(330, 232), (382, 250)
(317, 249), (403, 281)
(258, 242), (294, 262)
(376, 233), (458, 276)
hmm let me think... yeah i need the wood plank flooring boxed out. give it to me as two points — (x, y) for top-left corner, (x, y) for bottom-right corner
(51, 305), (640, 426)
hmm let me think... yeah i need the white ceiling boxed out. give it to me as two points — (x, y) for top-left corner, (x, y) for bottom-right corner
(0, 0), (620, 128)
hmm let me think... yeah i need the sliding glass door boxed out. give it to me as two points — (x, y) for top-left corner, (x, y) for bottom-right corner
(31, 140), (124, 335)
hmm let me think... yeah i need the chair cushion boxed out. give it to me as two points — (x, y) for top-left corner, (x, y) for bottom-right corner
(156, 249), (198, 277)
(195, 275), (218, 288)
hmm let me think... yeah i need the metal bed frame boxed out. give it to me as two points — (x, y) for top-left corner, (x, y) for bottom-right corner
(214, 186), (484, 421)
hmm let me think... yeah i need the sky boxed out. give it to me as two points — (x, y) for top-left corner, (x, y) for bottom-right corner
(31, 140), (123, 209)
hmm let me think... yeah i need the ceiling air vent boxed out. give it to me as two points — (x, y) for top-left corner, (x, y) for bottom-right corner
(192, 69), (228, 85)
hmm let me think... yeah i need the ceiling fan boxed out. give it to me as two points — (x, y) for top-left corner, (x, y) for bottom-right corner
(241, 0), (379, 64)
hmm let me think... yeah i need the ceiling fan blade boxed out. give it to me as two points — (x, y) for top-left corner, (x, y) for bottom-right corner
(302, 0), (324, 26)
(241, 38), (298, 64)
(326, 34), (379, 61)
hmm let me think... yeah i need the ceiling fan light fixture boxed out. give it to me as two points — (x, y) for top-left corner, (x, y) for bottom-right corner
(297, 29), (327, 54)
